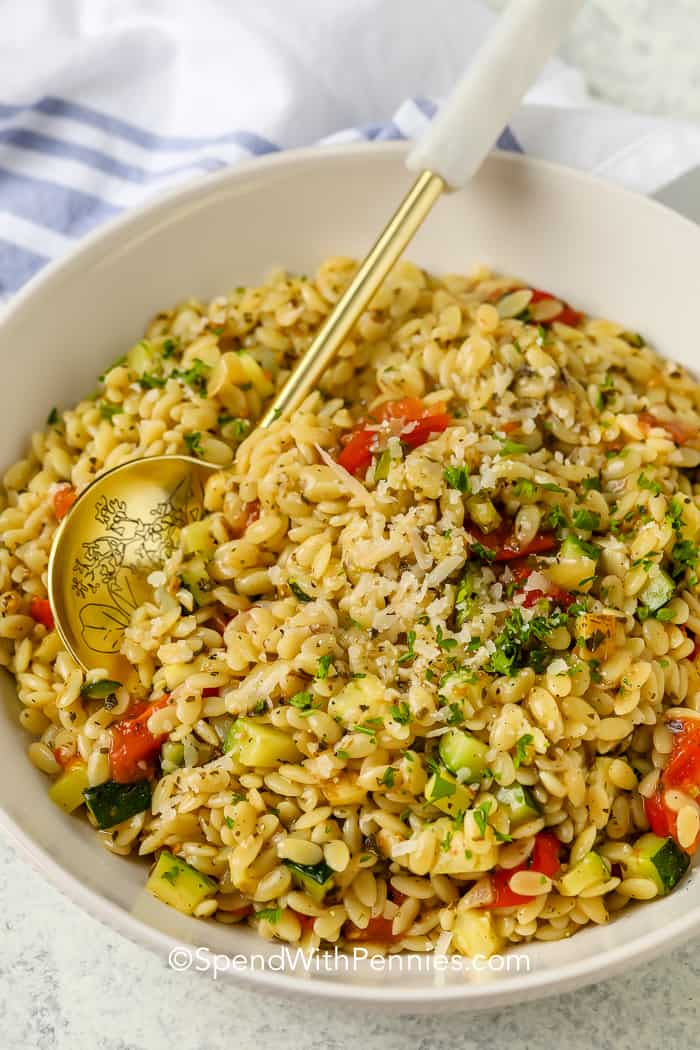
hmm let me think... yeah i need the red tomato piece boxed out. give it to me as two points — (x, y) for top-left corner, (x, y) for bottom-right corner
(528, 288), (582, 327)
(638, 411), (698, 446)
(522, 589), (547, 608)
(472, 526), (557, 562)
(292, 910), (316, 934)
(29, 596), (54, 630)
(645, 790), (672, 839)
(399, 411), (451, 448)
(344, 914), (400, 943)
(109, 696), (170, 783)
(483, 832), (561, 909)
(337, 428), (376, 476)
(52, 484), (78, 520)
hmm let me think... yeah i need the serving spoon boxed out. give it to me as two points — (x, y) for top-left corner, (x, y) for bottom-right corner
(47, 0), (584, 680)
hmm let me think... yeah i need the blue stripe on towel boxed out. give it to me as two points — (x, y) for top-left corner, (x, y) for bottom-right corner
(0, 169), (119, 235)
(1, 97), (280, 155)
(0, 127), (227, 181)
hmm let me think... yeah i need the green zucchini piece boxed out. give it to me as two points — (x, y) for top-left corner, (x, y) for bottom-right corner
(147, 851), (217, 915)
(83, 778), (151, 829)
(424, 771), (473, 817)
(283, 859), (334, 903)
(80, 679), (121, 699)
(223, 717), (300, 766)
(639, 567), (675, 613)
(624, 833), (690, 895)
(454, 569), (478, 627)
(439, 729), (488, 782)
(180, 556), (216, 607)
(161, 740), (185, 774)
(373, 449), (392, 481)
(559, 851), (610, 896)
(495, 784), (540, 825)
(48, 763), (90, 813)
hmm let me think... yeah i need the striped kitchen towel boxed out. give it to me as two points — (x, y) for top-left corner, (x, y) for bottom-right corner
(2, 0), (700, 299)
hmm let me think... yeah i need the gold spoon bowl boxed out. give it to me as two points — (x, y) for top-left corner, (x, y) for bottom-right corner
(48, 455), (218, 681)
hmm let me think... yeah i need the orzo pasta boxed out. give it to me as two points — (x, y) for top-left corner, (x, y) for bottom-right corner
(3, 258), (700, 958)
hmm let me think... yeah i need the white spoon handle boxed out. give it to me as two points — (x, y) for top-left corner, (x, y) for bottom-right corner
(406, 0), (584, 188)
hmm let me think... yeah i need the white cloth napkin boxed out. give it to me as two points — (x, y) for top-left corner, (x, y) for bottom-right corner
(2, 0), (699, 297)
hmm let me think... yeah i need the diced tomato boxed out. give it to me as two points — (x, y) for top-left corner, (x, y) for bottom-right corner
(337, 428), (376, 476)
(638, 411), (698, 446)
(661, 722), (700, 795)
(292, 910), (317, 934)
(52, 484), (78, 520)
(337, 398), (452, 476)
(529, 288), (583, 328)
(29, 596), (54, 630)
(230, 500), (261, 538)
(500, 420), (520, 434)
(482, 831), (561, 910)
(202, 687), (220, 698)
(109, 695), (170, 783)
(523, 589), (547, 607)
(645, 789), (673, 839)
(53, 745), (79, 768)
(344, 914), (401, 943)
(471, 525), (557, 562)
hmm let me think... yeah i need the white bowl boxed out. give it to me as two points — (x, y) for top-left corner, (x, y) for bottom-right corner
(2, 142), (700, 1010)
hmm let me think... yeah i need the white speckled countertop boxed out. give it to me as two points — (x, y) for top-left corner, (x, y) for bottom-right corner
(2, 2), (700, 1047)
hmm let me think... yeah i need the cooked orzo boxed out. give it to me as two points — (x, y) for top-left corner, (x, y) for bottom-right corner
(3, 257), (700, 958)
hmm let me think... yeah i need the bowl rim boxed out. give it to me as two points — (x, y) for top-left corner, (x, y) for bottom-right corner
(2, 139), (700, 1008)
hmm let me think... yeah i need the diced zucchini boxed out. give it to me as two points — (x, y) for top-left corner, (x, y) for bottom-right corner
(439, 729), (488, 782)
(545, 535), (598, 592)
(624, 833), (690, 895)
(48, 762), (90, 813)
(83, 779), (151, 829)
(180, 519), (215, 557)
(80, 679), (121, 699)
(495, 784), (540, 825)
(639, 567), (675, 612)
(559, 851), (610, 896)
(161, 740), (185, 774)
(180, 556), (215, 607)
(452, 909), (504, 957)
(126, 339), (158, 378)
(454, 569), (478, 627)
(283, 859), (334, 903)
(373, 449), (392, 482)
(424, 770), (473, 817)
(327, 673), (388, 727)
(147, 850), (217, 915)
(223, 717), (300, 766)
(466, 496), (502, 533)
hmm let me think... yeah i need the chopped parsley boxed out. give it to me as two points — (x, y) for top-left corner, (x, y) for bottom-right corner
(513, 479), (536, 500)
(398, 630), (416, 666)
(162, 338), (177, 359)
(444, 465), (471, 493)
(498, 438), (528, 456)
(436, 625), (458, 651)
(514, 733), (534, 768)
(47, 407), (59, 425)
(289, 580), (312, 602)
(572, 508), (600, 531)
(184, 431), (204, 457)
(671, 539), (699, 585)
(581, 476), (602, 492)
(472, 801), (491, 837)
(380, 767), (395, 788)
(470, 542), (496, 564)
(173, 358), (209, 394)
(488, 607), (569, 676)
(545, 505), (568, 530)
(494, 830), (513, 843)
(99, 401), (124, 420)
(138, 372), (166, 389)
(289, 691), (314, 710)
(390, 701), (412, 725)
(316, 654), (333, 679)
(638, 472), (662, 496)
